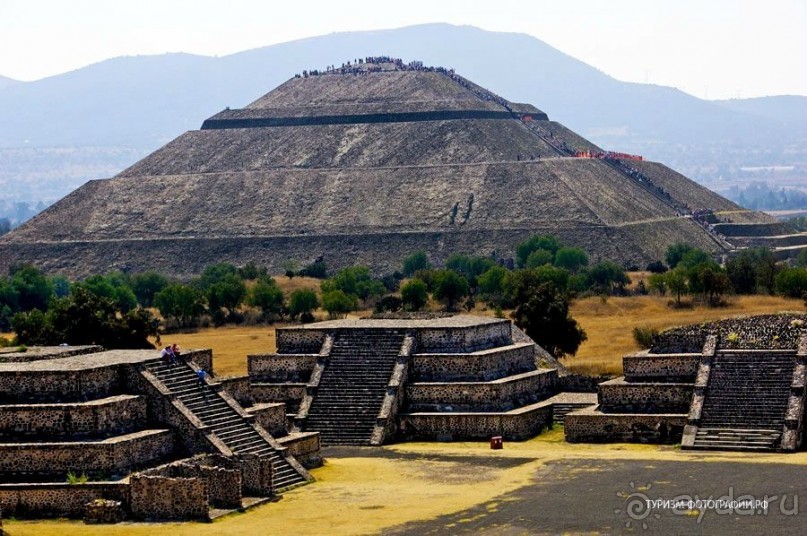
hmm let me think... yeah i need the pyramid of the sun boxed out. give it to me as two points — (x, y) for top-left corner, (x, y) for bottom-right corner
(0, 59), (778, 277)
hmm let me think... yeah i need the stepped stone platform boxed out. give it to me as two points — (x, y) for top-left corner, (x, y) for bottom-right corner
(0, 345), (318, 520)
(566, 314), (807, 452)
(238, 314), (574, 445)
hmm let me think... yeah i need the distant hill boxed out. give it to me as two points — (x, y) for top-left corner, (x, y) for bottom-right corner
(714, 95), (807, 127)
(0, 23), (805, 216)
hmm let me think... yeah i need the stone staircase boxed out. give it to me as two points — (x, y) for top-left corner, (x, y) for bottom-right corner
(304, 330), (406, 445)
(144, 359), (308, 490)
(693, 351), (795, 451)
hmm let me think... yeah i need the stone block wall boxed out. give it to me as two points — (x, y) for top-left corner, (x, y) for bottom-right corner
(245, 403), (287, 437)
(622, 353), (701, 381)
(0, 367), (120, 403)
(249, 383), (306, 412)
(565, 409), (686, 443)
(599, 379), (694, 413)
(143, 456), (243, 509)
(398, 402), (552, 441)
(277, 433), (322, 469)
(217, 375), (252, 406)
(129, 475), (208, 520)
(0, 482), (128, 518)
(410, 343), (535, 381)
(0, 395), (147, 439)
(248, 354), (318, 382)
(406, 370), (557, 412)
(276, 329), (327, 353)
(415, 322), (511, 353)
(238, 454), (274, 495)
(0, 430), (175, 477)
(183, 349), (213, 374)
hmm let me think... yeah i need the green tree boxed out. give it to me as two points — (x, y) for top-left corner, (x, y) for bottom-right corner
(516, 235), (560, 268)
(774, 267), (807, 299)
(322, 289), (358, 319)
(80, 274), (137, 313)
(432, 270), (470, 311)
(10, 264), (53, 311)
(155, 284), (206, 328)
(554, 247), (589, 273)
(238, 262), (266, 280)
(678, 249), (712, 270)
(665, 243), (693, 269)
(665, 266), (689, 306)
(402, 251), (432, 277)
(196, 263), (239, 290)
(445, 254), (496, 285)
(247, 277), (285, 320)
(726, 250), (757, 294)
(288, 288), (319, 321)
(511, 283), (587, 357)
(648, 273), (668, 295)
(321, 266), (385, 302)
(207, 274), (247, 314)
(505, 267), (570, 306)
(586, 261), (631, 295)
(525, 249), (554, 269)
(695, 265), (732, 306)
(130, 271), (170, 307)
(477, 265), (508, 305)
(401, 278), (428, 311)
(14, 287), (156, 348)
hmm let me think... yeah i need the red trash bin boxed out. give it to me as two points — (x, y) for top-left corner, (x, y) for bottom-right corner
(490, 436), (503, 449)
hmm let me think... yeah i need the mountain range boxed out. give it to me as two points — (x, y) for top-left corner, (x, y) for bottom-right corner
(1, 23), (805, 218)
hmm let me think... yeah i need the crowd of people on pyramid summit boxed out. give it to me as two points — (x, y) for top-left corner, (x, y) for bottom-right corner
(293, 57), (513, 111)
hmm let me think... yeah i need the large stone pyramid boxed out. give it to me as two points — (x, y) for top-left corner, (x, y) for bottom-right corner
(0, 58), (780, 277)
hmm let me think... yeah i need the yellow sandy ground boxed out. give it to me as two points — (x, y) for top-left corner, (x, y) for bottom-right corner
(7, 429), (807, 536)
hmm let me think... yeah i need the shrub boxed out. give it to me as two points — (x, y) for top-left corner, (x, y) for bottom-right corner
(516, 235), (560, 268)
(431, 270), (470, 311)
(554, 247), (589, 273)
(288, 289), (319, 320)
(632, 326), (658, 349)
(299, 260), (328, 279)
(525, 249), (554, 269)
(247, 277), (285, 321)
(646, 260), (667, 273)
(322, 290), (358, 319)
(401, 278), (428, 311)
(402, 251), (432, 277)
(374, 295), (403, 313)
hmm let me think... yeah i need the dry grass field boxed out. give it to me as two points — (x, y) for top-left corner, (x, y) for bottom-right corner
(566, 293), (803, 375)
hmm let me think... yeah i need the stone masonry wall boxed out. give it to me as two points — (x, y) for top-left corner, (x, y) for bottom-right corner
(0, 395), (147, 439)
(415, 322), (511, 353)
(0, 430), (175, 477)
(565, 410), (687, 443)
(398, 403), (552, 441)
(129, 475), (208, 520)
(406, 370), (557, 412)
(410, 343), (535, 381)
(622, 353), (701, 381)
(248, 384), (306, 412)
(0, 482), (128, 518)
(276, 330), (327, 353)
(599, 380), (694, 413)
(0, 367), (120, 403)
(217, 375), (252, 406)
(248, 354), (318, 382)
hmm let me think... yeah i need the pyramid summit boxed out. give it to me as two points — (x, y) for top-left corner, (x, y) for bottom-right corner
(0, 57), (787, 277)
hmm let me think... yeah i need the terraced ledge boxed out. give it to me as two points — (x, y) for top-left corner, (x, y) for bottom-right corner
(0, 394), (147, 438)
(0, 429), (175, 474)
(398, 400), (553, 441)
(406, 369), (557, 411)
(564, 405), (687, 443)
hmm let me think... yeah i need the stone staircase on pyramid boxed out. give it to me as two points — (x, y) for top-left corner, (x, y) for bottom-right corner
(302, 329), (406, 445)
(144, 359), (309, 490)
(686, 349), (800, 452)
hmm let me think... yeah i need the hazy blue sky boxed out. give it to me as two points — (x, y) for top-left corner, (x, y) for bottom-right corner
(1, 0), (805, 99)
